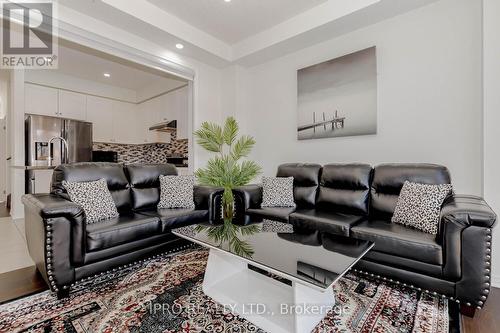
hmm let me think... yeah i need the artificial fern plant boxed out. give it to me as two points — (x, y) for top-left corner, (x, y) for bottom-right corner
(194, 116), (261, 220)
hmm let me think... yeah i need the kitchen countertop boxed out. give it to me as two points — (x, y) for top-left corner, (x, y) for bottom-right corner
(12, 165), (56, 170)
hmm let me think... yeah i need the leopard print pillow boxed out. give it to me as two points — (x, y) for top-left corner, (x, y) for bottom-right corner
(62, 178), (119, 224)
(391, 181), (453, 234)
(261, 176), (296, 208)
(158, 175), (195, 209)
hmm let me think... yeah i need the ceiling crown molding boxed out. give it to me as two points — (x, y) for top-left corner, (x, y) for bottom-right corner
(51, 0), (441, 68)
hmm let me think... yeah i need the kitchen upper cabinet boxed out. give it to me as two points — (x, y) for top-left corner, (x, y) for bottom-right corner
(158, 92), (176, 123)
(86, 96), (114, 143)
(157, 87), (189, 140)
(112, 101), (138, 144)
(58, 90), (87, 121)
(25, 83), (58, 117)
(138, 99), (168, 144)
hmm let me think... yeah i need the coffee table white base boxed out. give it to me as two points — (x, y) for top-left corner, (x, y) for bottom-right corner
(203, 249), (335, 333)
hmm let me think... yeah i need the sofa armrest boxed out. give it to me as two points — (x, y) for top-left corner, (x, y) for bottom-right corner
(194, 185), (221, 210)
(22, 193), (85, 221)
(440, 195), (497, 229)
(22, 194), (85, 293)
(439, 195), (496, 308)
(235, 184), (263, 209)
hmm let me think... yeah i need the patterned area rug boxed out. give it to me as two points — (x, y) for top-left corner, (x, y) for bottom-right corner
(0, 248), (448, 333)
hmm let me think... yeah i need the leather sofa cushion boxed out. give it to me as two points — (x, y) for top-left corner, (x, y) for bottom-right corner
(277, 163), (321, 208)
(52, 162), (132, 212)
(86, 213), (162, 252)
(289, 209), (366, 236)
(351, 220), (443, 265)
(370, 164), (451, 219)
(237, 185), (263, 209)
(317, 164), (372, 215)
(247, 207), (296, 222)
(138, 209), (208, 231)
(84, 233), (178, 265)
(126, 164), (178, 210)
(362, 250), (443, 278)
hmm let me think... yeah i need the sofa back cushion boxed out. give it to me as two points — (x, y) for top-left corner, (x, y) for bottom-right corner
(52, 162), (132, 212)
(276, 163), (321, 208)
(317, 163), (372, 215)
(370, 164), (451, 219)
(125, 164), (177, 210)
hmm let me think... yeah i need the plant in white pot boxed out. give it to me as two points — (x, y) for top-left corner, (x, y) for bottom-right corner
(194, 116), (261, 220)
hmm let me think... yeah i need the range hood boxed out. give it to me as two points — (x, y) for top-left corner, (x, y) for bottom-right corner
(149, 120), (177, 132)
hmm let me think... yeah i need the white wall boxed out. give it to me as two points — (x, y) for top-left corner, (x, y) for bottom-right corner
(9, 70), (25, 219)
(0, 70), (9, 203)
(0, 118), (6, 202)
(483, 0), (500, 287)
(235, 0), (483, 195)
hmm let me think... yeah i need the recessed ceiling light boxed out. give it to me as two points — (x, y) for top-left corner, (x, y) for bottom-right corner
(224, 0), (231, 2)
(103, 73), (111, 78)
(175, 43), (184, 49)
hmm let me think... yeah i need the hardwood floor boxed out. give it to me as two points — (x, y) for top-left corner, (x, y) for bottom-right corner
(0, 266), (47, 304)
(461, 287), (500, 333)
(0, 265), (498, 332)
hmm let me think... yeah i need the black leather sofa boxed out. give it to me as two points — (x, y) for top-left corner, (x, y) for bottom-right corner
(242, 163), (497, 316)
(22, 163), (215, 298)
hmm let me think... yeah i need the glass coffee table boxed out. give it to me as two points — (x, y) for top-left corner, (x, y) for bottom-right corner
(173, 218), (373, 333)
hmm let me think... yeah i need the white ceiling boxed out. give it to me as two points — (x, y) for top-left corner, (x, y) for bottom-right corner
(147, 0), (328, 44)
(55, 39), (187, 92)
(58, 0), (441, 67)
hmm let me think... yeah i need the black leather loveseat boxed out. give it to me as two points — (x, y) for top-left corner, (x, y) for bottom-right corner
(22, 163), (215, 298)
(240, 163), (497, 316)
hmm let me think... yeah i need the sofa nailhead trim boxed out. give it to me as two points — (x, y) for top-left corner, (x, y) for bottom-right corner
(352, 268), (489, 308)
(43, 223), (71, 295)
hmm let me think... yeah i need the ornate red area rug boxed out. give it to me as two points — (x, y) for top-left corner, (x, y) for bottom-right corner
(0, 248), (448, 333)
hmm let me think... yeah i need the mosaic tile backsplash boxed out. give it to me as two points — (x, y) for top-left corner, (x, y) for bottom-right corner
(93, 134), (188, 165)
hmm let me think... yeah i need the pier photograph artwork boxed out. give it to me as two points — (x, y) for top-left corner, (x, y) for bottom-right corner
(297, 46), (377, 140)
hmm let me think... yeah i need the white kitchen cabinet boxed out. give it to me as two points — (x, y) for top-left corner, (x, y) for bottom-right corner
(58, 90), (87, 121)
(140, 98), (158, 144)
(31, 169), (53, 194)
(86, 96), (114, 143)
(112, 101), (138, 144)
(25, 83), (58, 117)
(157, 93), (173, 123)
(157, 87), (189, 140)
(137, 96), (170, 144)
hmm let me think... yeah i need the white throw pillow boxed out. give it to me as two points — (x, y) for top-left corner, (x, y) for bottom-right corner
(62, 178), (119, 224)
(261, 176), (296, 208)
(391, 181), (453, 234)
(158, 175), (195, 209)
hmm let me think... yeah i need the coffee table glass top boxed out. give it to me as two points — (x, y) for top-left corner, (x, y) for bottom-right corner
(173, 218), (373, 291)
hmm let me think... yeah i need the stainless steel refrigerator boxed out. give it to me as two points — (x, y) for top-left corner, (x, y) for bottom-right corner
(25, 114), (93, 193)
